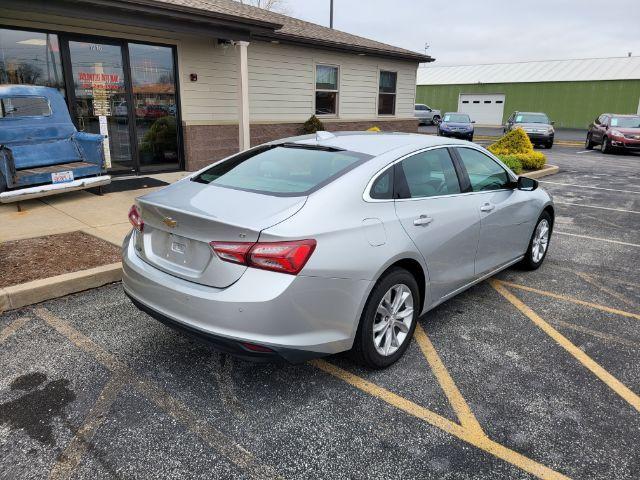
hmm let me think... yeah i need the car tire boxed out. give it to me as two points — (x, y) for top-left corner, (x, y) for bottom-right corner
(602, 137), (612, 154)
(351, 268), (419, 369)
(519, 211), (552, 271)
(585, 133), (594, 150)
(546, 141), (553, 149)
(468, 135), (474, 142)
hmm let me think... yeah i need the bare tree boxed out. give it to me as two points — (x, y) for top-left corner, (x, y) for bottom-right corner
(237, 0), (290, 14)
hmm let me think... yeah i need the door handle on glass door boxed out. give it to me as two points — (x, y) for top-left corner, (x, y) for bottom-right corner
(480, 203), (495, 212)
(413, 215), (433, 226)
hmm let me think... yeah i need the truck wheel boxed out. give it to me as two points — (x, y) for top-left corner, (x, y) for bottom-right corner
(432, 115), (441, 125)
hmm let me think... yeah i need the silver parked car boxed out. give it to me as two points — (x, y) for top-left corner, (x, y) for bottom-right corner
(122, 132), (553, 368)
(414, 104), (441, 126)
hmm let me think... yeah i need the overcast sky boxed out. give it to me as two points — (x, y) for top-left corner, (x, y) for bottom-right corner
(283, 0), (640, 66)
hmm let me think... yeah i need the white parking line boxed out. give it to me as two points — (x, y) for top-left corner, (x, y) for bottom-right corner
(556, 231), (640, 248)
(555, 202), (640, 215)
(540, 181), (640, 194)
(576, 150), (595, 154)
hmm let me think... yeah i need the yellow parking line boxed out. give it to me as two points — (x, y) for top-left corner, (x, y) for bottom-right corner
(574, 272), (637, 309)
(33, 308), (281, 480)
(497, 281), (640, 321)
(490, 280), (640, 413)
(0, 317), (29, 344)
(311, 359), (570, 480)
(49, 375), (127, 480)
(549, 318), (639, 349)
(413, 323), (484, 436)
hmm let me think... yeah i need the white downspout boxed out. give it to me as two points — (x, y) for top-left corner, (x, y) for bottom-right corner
(237, 41), (250, 151)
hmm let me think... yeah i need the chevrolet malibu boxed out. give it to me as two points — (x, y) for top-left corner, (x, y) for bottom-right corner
(122, 132), (554, 368)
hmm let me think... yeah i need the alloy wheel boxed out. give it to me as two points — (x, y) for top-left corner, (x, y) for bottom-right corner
(532, 219), (550, 263)
(373, 284), (414, 356)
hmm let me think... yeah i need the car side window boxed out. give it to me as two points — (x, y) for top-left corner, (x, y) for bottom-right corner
(395, 148), (461, 199)
(455, 148), (510, 192)
(370, 167), (394, 199)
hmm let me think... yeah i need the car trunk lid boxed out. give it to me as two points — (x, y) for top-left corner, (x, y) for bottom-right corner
(134, 179), (306, 288)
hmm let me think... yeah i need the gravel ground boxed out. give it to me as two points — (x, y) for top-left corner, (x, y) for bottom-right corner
(1, 145), (639, 479)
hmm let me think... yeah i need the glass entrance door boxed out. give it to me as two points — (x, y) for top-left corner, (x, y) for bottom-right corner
(128, 43), (180, 172)
(67, 40), (133, 173)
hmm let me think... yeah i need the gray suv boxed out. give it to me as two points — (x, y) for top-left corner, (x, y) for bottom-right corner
(504, 111), (555, 148)
(414, 104), (441, 126)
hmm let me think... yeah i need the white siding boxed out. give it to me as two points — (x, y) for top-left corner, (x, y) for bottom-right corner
(2, 10), (418, 124)
(248, 41), (418, 122)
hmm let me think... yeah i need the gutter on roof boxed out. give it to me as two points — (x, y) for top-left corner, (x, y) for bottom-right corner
(255, 33), (433, 63)
(81, 0), (284, 30)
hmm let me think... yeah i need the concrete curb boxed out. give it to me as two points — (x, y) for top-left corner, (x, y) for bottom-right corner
(0, 262), (122, 314)
(525, 164), (560, 179)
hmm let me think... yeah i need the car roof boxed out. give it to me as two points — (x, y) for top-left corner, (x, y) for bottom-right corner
(0, 84), (58, 96)
(605, 113), (640, 117)
(516, 111), (549, 115)
(278, 131), (470, 156)
(444, 112), (469, 116)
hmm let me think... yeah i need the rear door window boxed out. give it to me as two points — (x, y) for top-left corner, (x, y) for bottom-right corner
(395, 148), (461, 199)
(194, 145), (370, 196)
(0, 96), (51, 118)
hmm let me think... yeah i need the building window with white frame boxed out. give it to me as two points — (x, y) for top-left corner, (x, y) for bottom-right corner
(378, 70), (397, 115)
(315, 64), (339, 115)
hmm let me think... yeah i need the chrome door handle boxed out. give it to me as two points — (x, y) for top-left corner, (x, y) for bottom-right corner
(413, 215), (433, 226)
(480, 203), (495, 212)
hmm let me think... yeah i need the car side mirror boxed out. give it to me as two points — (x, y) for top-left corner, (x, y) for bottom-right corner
(471, 120), (476, 124)
(517, 176), (538, 191)
(551, 121), (555, 125)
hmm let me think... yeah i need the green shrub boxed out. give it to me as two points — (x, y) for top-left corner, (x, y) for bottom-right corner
(489, 127), (546, 171)
(488, 127), (533, 155)
(495, 154), (523, 174)
(302, 115), (325, 134)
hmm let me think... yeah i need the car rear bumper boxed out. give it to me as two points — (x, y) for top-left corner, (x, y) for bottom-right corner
(0, 175), (111, 203)
(121, 231), (372, 363)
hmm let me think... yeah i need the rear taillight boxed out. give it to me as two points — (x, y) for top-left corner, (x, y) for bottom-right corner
(128, 205), (144, 231)
(210, 239), (316, 275)
(209, 242), (253, 265)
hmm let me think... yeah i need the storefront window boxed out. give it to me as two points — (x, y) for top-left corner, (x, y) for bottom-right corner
(0, 28), (64, 92)
(129, 43), (179, 171)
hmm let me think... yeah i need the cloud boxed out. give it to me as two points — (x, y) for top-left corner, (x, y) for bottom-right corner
(285, 0), (640, 65)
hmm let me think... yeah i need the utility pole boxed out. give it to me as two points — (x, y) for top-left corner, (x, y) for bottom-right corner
(330, 0), (334, 28)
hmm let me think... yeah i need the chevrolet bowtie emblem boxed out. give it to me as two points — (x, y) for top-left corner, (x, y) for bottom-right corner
(162, 217), (177, 228)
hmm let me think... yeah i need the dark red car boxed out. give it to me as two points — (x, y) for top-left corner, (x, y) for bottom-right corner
(585, 114), (640, 153)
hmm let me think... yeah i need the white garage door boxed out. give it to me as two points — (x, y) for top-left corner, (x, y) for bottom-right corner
(457, 94), (506, 125)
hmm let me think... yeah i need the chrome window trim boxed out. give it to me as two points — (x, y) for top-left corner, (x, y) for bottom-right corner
(363, 144), (518, 203)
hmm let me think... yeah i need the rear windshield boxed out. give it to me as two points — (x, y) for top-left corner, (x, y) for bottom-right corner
(514, 113), (549, 124)
(0, 96), (51, 118)
(443, 113), (470, 123)
(193, 145), (370, 196)
(610, 116), (640, 128)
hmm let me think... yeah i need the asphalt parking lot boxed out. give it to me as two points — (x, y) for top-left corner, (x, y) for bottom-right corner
(1, 145), (639, 479)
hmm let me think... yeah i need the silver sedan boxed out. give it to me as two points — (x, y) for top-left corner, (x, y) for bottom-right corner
(122, 132), (553, 368)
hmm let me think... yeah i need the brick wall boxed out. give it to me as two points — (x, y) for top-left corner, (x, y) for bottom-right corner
(183, 119), (419, 171)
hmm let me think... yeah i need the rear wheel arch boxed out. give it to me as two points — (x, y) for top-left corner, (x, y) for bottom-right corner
(543, 205), (555, 228)
(375, 258), (427, 313)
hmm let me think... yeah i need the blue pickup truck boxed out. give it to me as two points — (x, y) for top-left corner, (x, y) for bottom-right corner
(0, 85), (111, 203)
